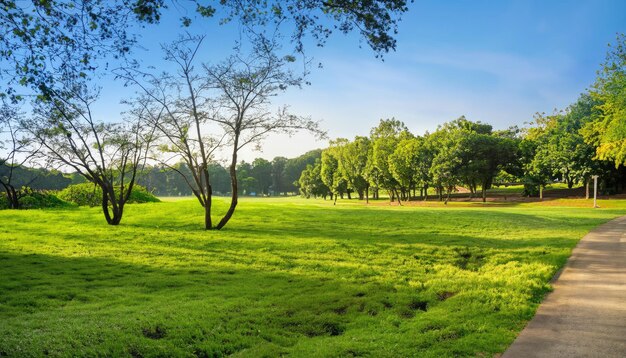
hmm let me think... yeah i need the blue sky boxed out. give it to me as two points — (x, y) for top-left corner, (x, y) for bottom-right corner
(95, 0), (626, 162)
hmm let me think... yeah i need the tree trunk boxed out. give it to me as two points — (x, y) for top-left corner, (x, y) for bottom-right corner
(395, 189), (402, 206)
(204, 198), (212, 230)
(2, 183), (20, 209)
(585, 179), (590, 199)
(482, 187), (486, 203)
(102, 193), (123, 225)
(216, 146), (239, 230)
(539, 185), (543, 200)
(365, 186), (369, 204)
(334, 193), (338, 205)
(444, 187), (451, 205)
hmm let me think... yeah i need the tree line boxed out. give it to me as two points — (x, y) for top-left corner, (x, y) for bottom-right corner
(137, 151), (321, 197)
(297, 35), (626, 203)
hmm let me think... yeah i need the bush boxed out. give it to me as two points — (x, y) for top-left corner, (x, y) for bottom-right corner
(0, 187), (69, 210)
(0, 194), (8, 209)
(57, 183), (160, 207)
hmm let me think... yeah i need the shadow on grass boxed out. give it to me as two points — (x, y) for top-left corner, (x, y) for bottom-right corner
(0, 250), (412, 356)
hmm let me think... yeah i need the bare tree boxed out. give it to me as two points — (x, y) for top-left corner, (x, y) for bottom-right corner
(23, 84), (155, 224)
(0, 103), (37, 209)
(120, 33), (323, 229)
(119, 36), (225, 230)
(206, 35), (324, 229)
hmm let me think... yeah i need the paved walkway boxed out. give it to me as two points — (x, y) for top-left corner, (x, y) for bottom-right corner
(504, 215), (626, 357)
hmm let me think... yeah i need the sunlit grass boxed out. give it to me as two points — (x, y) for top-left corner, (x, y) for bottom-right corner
(1, 197), (624, 357)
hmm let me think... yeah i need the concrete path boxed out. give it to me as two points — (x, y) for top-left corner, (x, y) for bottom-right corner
(503, 215), (626, 358)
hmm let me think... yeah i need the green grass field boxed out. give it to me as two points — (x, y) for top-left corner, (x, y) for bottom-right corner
(1, 197), (625, 357)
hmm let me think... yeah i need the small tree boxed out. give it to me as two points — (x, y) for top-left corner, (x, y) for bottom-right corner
(0, 103), (37, 209)
(25, 85), (155, 224)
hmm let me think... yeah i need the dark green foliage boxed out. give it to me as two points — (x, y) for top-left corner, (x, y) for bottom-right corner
(57, 183), (159, 207)
(0, 187), (69, 210)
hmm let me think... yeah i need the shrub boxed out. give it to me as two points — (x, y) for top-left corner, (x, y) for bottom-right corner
(57, 183), (159, 207)
(0, 187), (69, 210)
(0, 194), (8, 209)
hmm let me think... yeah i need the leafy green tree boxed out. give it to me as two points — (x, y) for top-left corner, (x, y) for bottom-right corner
(388, 137), (421, 201)
(335, 136), (370, 201)
(320, 149), (348, 203)
(284, 149), (322, 193)
(237, 161), (254, 195)
(582, 34), (626, 168)
(251, 158), (272, 196)
(367, 118), (411, 202)
(297, 159), (330, 199)
(270, 156), (288, 195)
(454, 127), (518, 202)
(428, 129), (463, 204)
(1, 0), (410, 100)
(523, 95), (601, 197)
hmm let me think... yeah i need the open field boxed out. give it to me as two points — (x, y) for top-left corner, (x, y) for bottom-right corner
(1, 197), (625, 357)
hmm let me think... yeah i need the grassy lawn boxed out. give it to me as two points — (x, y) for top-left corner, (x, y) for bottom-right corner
(1, 197), (625, 357)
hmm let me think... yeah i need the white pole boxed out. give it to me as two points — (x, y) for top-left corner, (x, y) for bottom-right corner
(593, 175), (599, 208)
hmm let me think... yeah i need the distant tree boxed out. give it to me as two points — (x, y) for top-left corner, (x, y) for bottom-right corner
(208, 163), (231, 195)
(428, 129), (463, 204)
(285, 149), (322, 192)
(332, 137), (370, 201)
(298, 159), (330, 199)
(464, 133), (517, 202)
(388, 137), (421, 201)
(251, 158), (272, 195)
(236, 161), (255, 195)
(270, 156), (289, 195)
(367, 118), (411, 203)
(320, 149), (348, 203)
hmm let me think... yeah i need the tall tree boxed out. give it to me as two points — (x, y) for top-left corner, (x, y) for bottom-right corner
(335, 136), (370, 201)
(582, 33), (626, 168)
(367, 118), (410, 203)
(320, 149), (347, 203)
(206, 35), (323, 229)
(121, 36), (223, 229)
